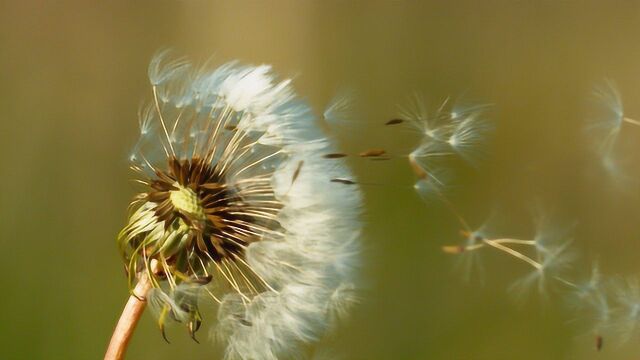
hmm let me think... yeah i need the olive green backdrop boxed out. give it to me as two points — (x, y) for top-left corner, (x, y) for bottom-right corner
(2, 1), (640, 359)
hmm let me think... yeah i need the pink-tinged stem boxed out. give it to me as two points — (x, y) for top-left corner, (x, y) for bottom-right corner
(104, 274), (152, 360)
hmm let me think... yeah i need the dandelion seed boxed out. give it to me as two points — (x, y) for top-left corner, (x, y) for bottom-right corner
(610, 276), (640, 343)
(596, 335), (603, 351)
(412, 168), (451, 200)
(400, 95), (491, 159)
(562, 262), (611, 340)
(454, 227), (489, 282)
(588, 80), (624, 137)
(440, 215), (500, 282)
(566, 262), (604, 305)
(385, 118), (404, 126)
(586, 80), (640, 178)
(330, 178), (357, 185)
(441, 245), (465, 254)
(323, 153), (348, 159)
(323, 91), (357, 128)
(440, 206), (576, 299)
(505, 213), (576, 300)
(446, 108), (492, 165)
(358, 148), (387, 158)
(409, 141), (453, 189)
(509, 239), (575, 300)
(398, 93), (440, 138)
(107, 52), (362, 360)
(402, 96), (491, 203)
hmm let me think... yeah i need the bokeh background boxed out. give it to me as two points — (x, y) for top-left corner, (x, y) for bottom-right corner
(2, 1), (640, 359)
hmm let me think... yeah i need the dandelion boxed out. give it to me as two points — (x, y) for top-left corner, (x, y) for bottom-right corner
(105, 51), (362, 360)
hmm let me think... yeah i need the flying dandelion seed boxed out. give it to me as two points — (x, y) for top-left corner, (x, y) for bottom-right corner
(322, 91), (357, 129)
(438, 206), (576, 302)
(437, 201), (638, 352)
(609, 276), (640, 344)
(399, 95), (497, 280)
(442, 214), (506, 283)
(566, 272), (640, 349)
(394, 85), (640, 355)
(399, 97), (575, 300)
(106, 51), (362, 360)
(508, 239), (575, 302)
(398, 95), (492, 155)
(398, 96), (491, 202)
(562, 262), (611, 348)
(586, 80), (640, 179)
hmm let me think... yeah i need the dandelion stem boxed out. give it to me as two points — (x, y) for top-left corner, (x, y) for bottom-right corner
(104, 272), (152, 360)
(445, 238), (537, 253)
(490, 238), (537, 246)
(623, 117), (640, 126)
(483, 239), (542, 270)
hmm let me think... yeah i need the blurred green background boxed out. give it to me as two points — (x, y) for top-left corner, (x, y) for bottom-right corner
(2, 1), (640, 359)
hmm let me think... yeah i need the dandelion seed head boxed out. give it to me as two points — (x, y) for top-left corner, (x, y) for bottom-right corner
(117, 52), (362, 358)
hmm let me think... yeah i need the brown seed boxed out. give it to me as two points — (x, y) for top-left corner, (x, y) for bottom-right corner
(385, 118), (404, 125)
(147, 191), (170, 202)
(323, 153), (348, 159)
(596, 335), (603, 351)
(191, 275), (213, 285)
(331, 178), (356, 185)
(291, 160), (304, 185)
(201, 182), (222, 190)
(459, 229), (472, 238)
(359, 149), (386, 158)
(409, 156), (428, 179)
(442, 245), (465, 254)
(231, 313), (253, 326)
